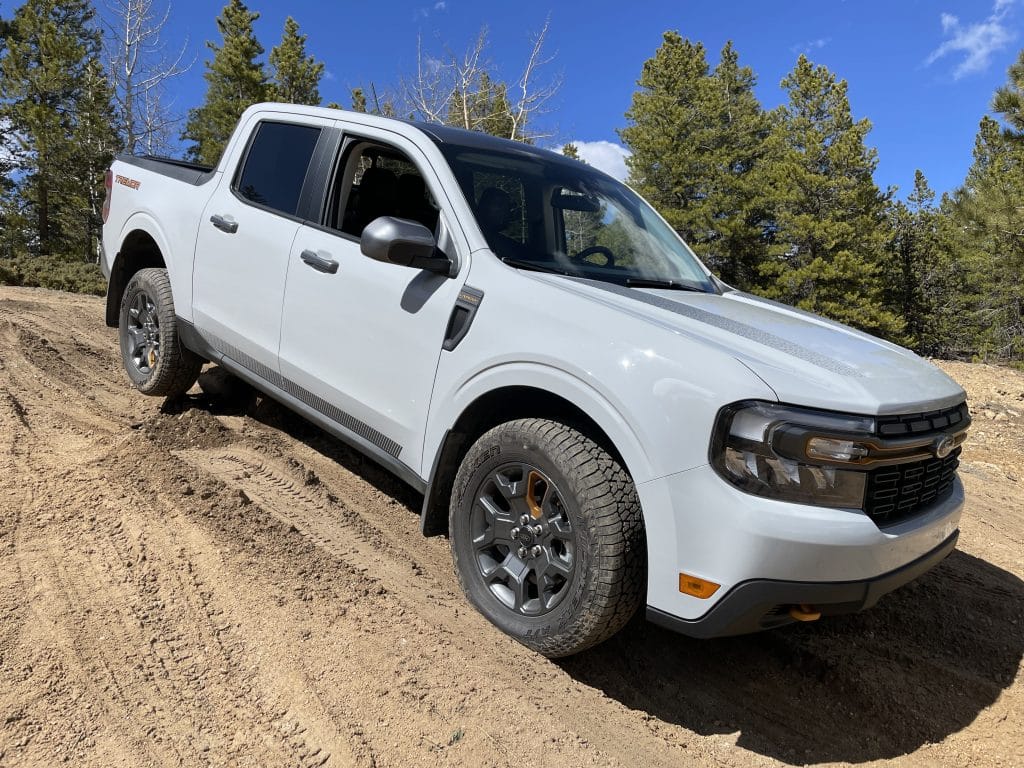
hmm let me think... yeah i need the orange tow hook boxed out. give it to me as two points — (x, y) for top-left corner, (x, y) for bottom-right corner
(788, 604), (822, 622)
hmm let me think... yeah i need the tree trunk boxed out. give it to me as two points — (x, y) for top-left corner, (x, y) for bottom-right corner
(38, 182), (50, 256)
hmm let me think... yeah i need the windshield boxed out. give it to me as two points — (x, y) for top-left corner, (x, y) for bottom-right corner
(438, 145), (717, 292)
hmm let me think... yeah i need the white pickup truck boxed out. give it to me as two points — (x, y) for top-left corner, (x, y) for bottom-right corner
(101, 103), (970, 657)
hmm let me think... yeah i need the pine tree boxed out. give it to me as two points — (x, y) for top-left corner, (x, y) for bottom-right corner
(702, 42), (770, 287)
(0, 12), (21, 257)
(268, 16), (323, 106)
(950, 104), (1024, 359)
(992, 50), (1024, 133)
(182, 0), (268, 166)
(883, 171), (959, 354)
(73, 57), (119, 259)
(756, 55), (901, 338)
(619, 35), (768, 288)
(620, 33), (713, 240)
(347, 83), (394, 116)
(0, 0), (117, 257)
(350, 87), (367, 113)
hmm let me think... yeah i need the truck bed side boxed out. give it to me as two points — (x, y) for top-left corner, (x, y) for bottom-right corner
(101, 154), (223, 326)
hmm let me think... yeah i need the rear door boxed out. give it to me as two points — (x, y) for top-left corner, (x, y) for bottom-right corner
(278, 127), (470, 475)
(192, 115), (328, 374)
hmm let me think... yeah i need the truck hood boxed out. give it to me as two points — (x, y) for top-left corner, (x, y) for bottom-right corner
(536, 276), (966, 415)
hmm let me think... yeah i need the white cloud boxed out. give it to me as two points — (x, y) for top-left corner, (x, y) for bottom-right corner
(558, 140), (631, 181)
(789, 37), (831, 55)
(927, 0), (1016, 79)
(414, 1), (447, 20)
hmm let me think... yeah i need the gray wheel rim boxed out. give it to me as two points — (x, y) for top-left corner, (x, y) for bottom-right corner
(126, 290), (160, 376)
(471, 462), (576, 616)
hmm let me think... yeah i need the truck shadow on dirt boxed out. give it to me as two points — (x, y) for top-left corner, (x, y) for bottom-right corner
(171, 371), (1022, 765)
(170, 367), (424, 506)
(559, 550), (1023, 764)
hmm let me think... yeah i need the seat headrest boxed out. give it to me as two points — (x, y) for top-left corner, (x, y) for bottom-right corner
(398, 173), (425, 200)
(359, 167), (398, 206)
(477, 187), (513, 233)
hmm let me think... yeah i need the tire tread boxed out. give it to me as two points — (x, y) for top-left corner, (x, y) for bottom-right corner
(449, 418), (646, 658)
(119, 268), (202, 398)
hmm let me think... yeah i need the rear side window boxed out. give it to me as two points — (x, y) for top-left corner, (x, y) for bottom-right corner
(235, 121), (321, 216)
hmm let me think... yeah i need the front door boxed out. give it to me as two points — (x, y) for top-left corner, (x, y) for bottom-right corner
(278, 131), (469, 474)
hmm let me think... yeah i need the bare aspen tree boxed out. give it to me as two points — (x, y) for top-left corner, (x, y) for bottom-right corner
(403, 18), (559, 142)
(104, 0), (192, 154)
(508, 20), (559, 142)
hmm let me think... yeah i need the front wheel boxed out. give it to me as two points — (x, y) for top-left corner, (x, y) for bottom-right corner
(449, 418), (646, 657)
(118, 267), (202, 397)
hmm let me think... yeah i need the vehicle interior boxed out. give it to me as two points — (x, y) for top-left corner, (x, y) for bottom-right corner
(329, 142), (441, 237)
(440, 146), (717, 292)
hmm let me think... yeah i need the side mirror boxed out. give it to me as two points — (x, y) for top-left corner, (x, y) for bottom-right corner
(360, 216), (452, 276)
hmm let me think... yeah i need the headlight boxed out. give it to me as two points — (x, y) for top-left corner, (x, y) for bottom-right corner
(710, 401), (875, 508)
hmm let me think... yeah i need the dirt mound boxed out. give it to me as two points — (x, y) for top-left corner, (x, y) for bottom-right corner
(0, 286), (1020, 767)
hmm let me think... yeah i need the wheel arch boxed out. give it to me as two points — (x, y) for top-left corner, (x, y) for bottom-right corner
(104, 216), (171, 327)
(420, 368), (653, 537)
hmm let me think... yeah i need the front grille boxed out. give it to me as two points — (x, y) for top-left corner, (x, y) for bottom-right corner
(875, 402), (970, 436)
(864, 447), (961, 526)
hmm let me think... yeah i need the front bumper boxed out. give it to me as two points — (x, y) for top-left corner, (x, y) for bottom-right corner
(636, 463), (964, 628)
(647, 530), (958, 637)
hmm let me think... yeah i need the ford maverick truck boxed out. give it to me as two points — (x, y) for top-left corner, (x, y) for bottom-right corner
(101, 103), (969, 657)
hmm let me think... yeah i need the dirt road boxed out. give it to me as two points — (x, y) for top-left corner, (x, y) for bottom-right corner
(0, 286), (1021, 768)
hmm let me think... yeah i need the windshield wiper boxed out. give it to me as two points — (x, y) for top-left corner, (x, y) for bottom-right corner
(500, 257), (571, 276)
(625, 277), (709, 292)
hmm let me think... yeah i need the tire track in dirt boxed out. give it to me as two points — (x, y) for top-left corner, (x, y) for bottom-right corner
(2, 430), (365, 766)
(173, 445), (730, 768)
(1, 286), (1022, 768)
(0, 312), (366, 766)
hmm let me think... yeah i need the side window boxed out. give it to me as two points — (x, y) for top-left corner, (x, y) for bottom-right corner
(235, 121), (321, 216)
(329, 142), (439, 237)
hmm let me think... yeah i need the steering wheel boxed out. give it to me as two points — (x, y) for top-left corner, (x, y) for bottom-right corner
(571, 245), (616, 267)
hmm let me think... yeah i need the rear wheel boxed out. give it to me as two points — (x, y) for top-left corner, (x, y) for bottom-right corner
(449, 418), (645, 657)
(118, 268), (202, 397)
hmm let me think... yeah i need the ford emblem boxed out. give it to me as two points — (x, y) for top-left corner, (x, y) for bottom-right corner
(934, 434), (955, 459)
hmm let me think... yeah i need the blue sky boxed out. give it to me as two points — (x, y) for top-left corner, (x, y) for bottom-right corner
(101, 0), (1022, 197)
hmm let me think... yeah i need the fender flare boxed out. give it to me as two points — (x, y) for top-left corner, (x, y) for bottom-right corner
(440, 361), (653, 480)
(105, 213), (176, 326)
(419, 361), (658, 535)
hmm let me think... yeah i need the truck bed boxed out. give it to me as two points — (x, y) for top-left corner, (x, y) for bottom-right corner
(116, 154), (216, 186)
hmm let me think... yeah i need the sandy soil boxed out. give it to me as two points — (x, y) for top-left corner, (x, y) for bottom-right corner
(0, 285), (1021, 768)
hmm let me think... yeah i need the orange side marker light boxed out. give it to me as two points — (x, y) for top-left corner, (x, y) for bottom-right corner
(678, 573), (720, 599)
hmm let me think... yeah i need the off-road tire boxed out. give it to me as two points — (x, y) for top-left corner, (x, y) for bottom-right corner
(450, 418), (646, 657)
(118, 268), (202, 397)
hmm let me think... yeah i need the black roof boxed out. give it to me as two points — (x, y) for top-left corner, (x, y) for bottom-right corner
(404, 120), (601, 175)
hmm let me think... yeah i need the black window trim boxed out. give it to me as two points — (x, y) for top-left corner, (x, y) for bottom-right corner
(230, 118), (334, 224)
(288, 125), (465, 277)
(305, 132), (446, 247)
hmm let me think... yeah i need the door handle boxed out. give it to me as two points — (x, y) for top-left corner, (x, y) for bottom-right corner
(300, 249), (339, 274)
(210, 214), (238, 234)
